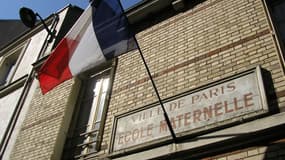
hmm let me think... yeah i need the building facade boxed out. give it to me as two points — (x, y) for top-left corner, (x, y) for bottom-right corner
(0, 5), (83, 160)
(1, 0), (285, 159)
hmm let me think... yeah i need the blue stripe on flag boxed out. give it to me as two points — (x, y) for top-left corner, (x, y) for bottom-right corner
(92, 0), (137, 60)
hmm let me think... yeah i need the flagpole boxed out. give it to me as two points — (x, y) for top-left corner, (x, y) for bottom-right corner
(134, 38), (177, 142)
(116, 0), (177, 143)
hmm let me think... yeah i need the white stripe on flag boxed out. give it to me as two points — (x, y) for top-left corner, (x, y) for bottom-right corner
(69, 22), (106, 76)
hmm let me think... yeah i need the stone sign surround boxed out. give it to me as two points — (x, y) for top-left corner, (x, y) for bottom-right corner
(110, 66), (269, 153)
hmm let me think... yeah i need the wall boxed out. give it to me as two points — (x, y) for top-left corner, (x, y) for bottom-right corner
(101, 0), (285, 157)
(9, 80), (77, 160)
(202, 138), (285, 160)
(8, 0), (285, 159)
(7, 6), (82, 160)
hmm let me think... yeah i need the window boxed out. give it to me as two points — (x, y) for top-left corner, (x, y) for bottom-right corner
(267, 0), (285, 48)
(62, 72), (111, 160)
(0, 45), (24, 86)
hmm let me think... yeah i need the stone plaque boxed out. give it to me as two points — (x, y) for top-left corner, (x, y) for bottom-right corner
(110, 66), (268, 152)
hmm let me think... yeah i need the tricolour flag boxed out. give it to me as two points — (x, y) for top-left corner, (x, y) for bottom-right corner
(38, 0), (137, 94)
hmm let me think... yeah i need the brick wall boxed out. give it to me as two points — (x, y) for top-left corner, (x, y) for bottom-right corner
(101, 0), (285, 156)
(9, 79), (77, 160)
(9, 0), (285, 159)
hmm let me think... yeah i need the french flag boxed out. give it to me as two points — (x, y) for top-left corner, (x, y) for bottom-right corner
(38, 0), (137, 94)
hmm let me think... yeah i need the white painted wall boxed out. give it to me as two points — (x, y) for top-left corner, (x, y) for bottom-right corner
(0, 87), (23, 143)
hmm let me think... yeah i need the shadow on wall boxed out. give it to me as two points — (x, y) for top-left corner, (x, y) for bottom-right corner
(263, 140), (285, 160)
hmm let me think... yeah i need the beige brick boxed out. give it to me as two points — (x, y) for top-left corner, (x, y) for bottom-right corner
(248, 149), (259, 156)
(227, 152), (247, 160)
(244, 154), (265, 160)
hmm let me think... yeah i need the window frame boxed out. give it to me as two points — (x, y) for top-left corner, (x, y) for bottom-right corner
(0, 41), (28, 86)
(62, 66), (115, 160)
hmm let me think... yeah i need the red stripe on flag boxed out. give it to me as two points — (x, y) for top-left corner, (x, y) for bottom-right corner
(38, 38), (78, 94)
